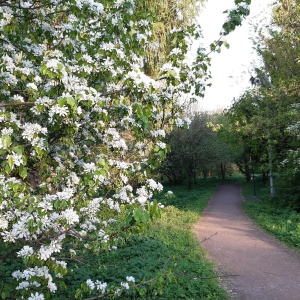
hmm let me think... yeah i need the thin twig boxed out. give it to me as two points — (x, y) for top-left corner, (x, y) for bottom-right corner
(199, 232), (218, 244)
(174, 272), (239, 280)
(0, 102), (34, 108)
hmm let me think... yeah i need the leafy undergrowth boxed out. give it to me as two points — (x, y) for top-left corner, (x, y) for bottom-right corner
(0, 178), (228, 299)
(241, 181), (300, 252)
(58, 178), (228, 299)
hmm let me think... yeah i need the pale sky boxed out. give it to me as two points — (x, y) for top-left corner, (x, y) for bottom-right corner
(195, 0), (274, 111)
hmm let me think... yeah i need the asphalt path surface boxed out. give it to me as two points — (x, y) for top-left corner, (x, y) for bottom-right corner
(194, 183), (300, 300)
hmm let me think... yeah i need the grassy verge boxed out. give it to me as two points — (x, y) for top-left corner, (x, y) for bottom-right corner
(61, 178), (227, 299)
(241, 180), (300, 252)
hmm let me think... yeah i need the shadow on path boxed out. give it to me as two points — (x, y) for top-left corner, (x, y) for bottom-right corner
(194, 183), (300, 300)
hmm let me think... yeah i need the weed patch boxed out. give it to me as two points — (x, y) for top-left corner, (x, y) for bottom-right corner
(241, 181), (300, 252)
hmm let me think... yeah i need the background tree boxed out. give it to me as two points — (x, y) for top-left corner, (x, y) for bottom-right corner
(160, 112), (233, 189)
(137, 0), (203, 77)
(252, 0), (300, 205)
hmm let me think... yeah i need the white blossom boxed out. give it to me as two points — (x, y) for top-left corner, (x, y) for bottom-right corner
(95, 281), (107, 293)
(0, 0), (200, 296)
(26, 82), (38, 90)
(22, 123), (47, 141)
(49, 104), (69, 117)
(17, 246), (34, 258)
(6, 153), (23, 167)
(61, 208), (79, 225)
(86, 279), (95, 290)
(0, 217), (8, 229)
(120, 282), (130, 290)
(126, 276), (135, 282)
(28, 292), (44, 300)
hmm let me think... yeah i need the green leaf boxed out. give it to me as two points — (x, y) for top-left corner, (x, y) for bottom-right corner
(134, 208), (150, 223)
(66, 97), (76, 108)
(58, 97), (66, 107)
(125, 214), (134, 226)
(158, 150), (165, 158)
(167, 70), (177, 77)
(1, 291), (10, 299)
(61, 200), (68, 209)
(27, 218), (34, 229)
(19, 165), (27, 179)
(5, 164), (10, 174)
(2, 135), (11, 149)
(8, 156), (14, 170)
(210, 43), (216, 51)
(12, 146), (22, 154)
(57, 63), (64, 70)
(13, 183), (19, 193)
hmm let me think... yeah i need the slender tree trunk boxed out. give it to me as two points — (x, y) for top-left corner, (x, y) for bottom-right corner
(188, 176), (193, 190)
(220, 163), (226, 181)
(262, 172), (268, 184)
(245, 163), (251, 182)
(268, 144), (275, 196)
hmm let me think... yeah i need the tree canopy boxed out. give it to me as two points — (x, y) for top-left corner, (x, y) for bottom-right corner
(160, 112), (233, 189)
(220, 0), (300, 203)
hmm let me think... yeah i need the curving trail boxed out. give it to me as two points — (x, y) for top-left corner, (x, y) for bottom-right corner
(194, 183), (300, 300)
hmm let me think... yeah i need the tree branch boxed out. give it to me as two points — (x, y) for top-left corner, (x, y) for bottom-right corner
(0, 88), (133, 109)
(0, 102), (34, 108)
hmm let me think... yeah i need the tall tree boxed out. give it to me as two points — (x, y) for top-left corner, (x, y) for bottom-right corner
(249, 0), (300, 200)
(160, 112), (232, 189)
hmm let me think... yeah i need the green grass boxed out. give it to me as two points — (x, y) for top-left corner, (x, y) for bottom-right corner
(241, 180), (300, 252)
(240, 176), (272, 199)
(0, 177), (229, 299)
(61, 177), (228, 299)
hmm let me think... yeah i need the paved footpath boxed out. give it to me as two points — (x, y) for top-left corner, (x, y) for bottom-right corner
(194, 183), (300, 300)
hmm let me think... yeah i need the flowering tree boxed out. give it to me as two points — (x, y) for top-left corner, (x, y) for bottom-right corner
(0, 0), (251, 299)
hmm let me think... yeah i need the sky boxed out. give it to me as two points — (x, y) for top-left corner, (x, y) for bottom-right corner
(195, 0), (274, 111)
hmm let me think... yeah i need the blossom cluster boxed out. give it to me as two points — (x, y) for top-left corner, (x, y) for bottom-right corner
(0, 0), (205, 298)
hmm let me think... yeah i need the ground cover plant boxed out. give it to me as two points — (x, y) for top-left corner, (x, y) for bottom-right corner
(61, 178), (228, 299)
(241, 179), (300, 252)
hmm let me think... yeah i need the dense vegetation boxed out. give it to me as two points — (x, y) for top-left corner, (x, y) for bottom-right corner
(160, 112), (233, 189)
(241, 179), (300, 252)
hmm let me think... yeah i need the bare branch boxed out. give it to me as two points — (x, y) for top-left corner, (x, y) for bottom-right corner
(0, 102), (34, 108)
(174, 272), (239, 280)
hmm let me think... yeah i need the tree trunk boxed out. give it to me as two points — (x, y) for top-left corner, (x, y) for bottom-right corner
(194, 172), (197, 184)
(262, 172), (268, 185)
(188, 173), (193, 190)
(220, 163), (226, 181)
(245, 164), (251, 182)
